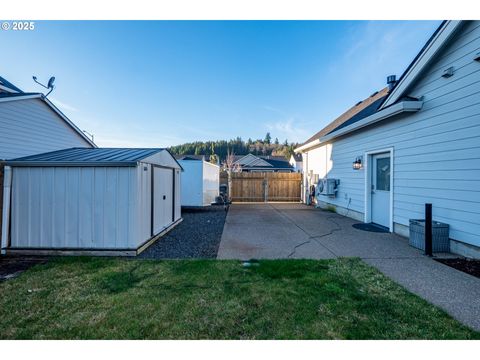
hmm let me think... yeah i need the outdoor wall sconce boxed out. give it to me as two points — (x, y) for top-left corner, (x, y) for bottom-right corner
(352, 156), (363, 170)
(442, 66), (454, 78)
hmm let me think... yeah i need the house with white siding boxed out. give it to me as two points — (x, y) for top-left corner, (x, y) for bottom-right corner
(296, 20), (480, 258)
(289, 153), (303, 173)
(0, 76), (96, 242)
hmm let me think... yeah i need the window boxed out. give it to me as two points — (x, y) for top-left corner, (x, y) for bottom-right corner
(376, 157), (390, 191)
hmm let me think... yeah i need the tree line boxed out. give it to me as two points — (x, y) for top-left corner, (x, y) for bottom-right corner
(168, 133), (299, 161)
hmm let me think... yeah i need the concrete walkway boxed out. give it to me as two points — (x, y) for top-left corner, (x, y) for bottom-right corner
(217, 203), (480, 331)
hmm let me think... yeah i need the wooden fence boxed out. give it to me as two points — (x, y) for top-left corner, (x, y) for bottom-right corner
(220, 172), (302, 202)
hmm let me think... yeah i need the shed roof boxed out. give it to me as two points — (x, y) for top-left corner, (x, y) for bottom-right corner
(6, 147), (167, 167)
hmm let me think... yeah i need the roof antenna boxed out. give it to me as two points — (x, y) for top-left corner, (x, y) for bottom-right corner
(32, 75), (55, 97)
(82, 130), (94, 142)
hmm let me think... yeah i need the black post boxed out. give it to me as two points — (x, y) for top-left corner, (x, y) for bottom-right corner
(425, 203), (433, 257)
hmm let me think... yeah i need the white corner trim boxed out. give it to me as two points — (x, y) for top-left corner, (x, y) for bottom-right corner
(1, 166), (12, 251)
(320, 100), (423, 143)
(381, 20), (463, 109)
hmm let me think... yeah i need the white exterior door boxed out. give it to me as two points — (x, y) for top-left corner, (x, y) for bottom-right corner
(371, 153), (391, 228)
(153, 167), (174, 234)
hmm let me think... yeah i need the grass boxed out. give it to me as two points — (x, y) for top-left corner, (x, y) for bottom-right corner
(0, 257), (478, 339)
(325, 205), (337, 213)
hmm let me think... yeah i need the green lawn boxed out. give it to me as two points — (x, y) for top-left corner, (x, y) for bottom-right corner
(0, 257), (478, 339)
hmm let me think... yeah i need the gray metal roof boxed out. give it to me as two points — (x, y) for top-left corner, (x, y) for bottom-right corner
(6, 147), (166, 167)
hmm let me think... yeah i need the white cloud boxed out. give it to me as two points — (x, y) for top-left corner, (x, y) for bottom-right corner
(266, 118), (309, 144)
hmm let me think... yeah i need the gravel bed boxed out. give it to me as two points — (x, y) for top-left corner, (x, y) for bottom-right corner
(139, 205), (228, 259)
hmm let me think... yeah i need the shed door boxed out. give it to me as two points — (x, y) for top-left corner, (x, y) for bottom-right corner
(153, 167), (174, 235)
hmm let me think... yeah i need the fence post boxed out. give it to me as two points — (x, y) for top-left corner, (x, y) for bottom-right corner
(425, 203), (433, 257)
(264, 177), (268, 203)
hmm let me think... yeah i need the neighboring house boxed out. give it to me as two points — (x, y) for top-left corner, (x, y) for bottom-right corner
(175, 155), (220, 207)
(296, 20), (480, 258)
(0, 76), (96, 243)
(231, 153), (295, 172)
(0, 76), (96, 159)
(289, 153), (303, 172)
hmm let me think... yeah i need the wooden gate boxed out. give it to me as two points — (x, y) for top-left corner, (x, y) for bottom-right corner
(225, 172), (301, 202)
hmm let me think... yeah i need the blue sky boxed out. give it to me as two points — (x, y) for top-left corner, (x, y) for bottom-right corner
(1, 20), (441, 147)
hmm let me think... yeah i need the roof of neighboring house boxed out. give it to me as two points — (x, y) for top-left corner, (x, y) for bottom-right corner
(6, 147), (167, 166)
(174, 154), (210, 161)
(301, 87), (389, 146)
(232, 153), (294, 170)
(0, 75), (23, 93)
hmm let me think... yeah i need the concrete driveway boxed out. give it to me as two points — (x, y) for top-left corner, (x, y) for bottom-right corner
(217, 203), (480, 331)
(218, 203), (422, 260)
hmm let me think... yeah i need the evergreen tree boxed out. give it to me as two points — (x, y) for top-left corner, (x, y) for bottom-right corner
(264, 132), (271, 144)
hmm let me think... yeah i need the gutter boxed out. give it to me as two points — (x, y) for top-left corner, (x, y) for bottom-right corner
(295, 100), (423, 153)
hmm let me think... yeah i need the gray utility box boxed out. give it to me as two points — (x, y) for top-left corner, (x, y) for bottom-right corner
(409, 219), (450, 252)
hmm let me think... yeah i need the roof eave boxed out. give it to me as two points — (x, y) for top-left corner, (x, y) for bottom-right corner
(295, 139), (322, 153)
(5, 161), (139, 167)
(296, 100), (423, 152)
(0, 93), (42, 103)
(321, 100), (423, 143)
(380, 20), (463, 109)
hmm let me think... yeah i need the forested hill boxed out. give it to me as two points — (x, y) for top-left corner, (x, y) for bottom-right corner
(168, 133), (298, 161)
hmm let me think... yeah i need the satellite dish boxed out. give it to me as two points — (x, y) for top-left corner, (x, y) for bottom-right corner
(47, 76), (55, 89)
(32, 75), (56, 97)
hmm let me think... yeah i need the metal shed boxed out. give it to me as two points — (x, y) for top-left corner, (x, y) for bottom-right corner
(1, 147), (182, 256)
(177, 156), (219, 207)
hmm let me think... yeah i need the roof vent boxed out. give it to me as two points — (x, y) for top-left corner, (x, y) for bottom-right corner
(387, 75), (396, 91)
(355, 101), (362, 106)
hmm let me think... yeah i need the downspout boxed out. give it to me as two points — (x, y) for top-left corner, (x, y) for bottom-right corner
(1, 166), (12, 254)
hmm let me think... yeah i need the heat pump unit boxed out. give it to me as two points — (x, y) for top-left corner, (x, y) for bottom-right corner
(317, 178), (339, 197)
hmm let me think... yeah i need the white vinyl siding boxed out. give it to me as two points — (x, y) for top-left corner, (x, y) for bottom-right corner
(303, 21), (480, 248)
(10, 166), (137, 249)
(0, 98), (92, 160)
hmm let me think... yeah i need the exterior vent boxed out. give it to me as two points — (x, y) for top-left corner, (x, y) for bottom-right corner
(387, 75), (397, 91)
(316, 178), (340, 197)
(442, 67), (454, 78)
(474, 52), (480, 62)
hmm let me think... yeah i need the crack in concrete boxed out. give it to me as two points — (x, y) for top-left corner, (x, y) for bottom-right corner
(268, 204), (339, 258)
